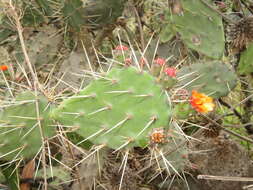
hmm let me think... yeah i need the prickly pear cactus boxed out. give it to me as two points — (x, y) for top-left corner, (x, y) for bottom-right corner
(0, 91), (54, 160)
(165, 0), (225, 59)
(51, 67), (172, 149)
(177, 62), (237, 98)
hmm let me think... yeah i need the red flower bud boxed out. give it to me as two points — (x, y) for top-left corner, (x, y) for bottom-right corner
(154, 58), (166, 66)
(164, 67), (176, 77)
(115, 45), (129, 51)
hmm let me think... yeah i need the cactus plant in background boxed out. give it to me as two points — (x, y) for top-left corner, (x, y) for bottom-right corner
(238, 43), (253, 75)
(0, 91), (55, 161)
(177, 61), (237, 98)
(163, 0), (225, 59)
(14, 26), (62, 67)
(63, 0), (127, 30)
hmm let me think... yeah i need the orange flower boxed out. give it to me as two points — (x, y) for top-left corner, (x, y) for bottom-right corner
(190, 90), (215, 113)
(0, 65), (8, 71)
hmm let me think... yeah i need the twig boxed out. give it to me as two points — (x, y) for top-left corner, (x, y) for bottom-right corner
(201, 114), (253, 144)
(240, 76), (253, 134)
(198, 174), (253, 182)
(224, 122), (253, 128)
(7, 1), (39, 88)
(7, 1), (47, 189)
(243, 184), (253, 190)
(132, 2), (145, 51)
(218, 98), (242, 120)
(240, 0), (253, 15)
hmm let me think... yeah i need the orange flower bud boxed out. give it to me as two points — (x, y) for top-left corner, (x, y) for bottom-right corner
(0, 65), (8, 71)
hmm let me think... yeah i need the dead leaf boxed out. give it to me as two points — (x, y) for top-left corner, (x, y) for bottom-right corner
(20, 160), (35, 190)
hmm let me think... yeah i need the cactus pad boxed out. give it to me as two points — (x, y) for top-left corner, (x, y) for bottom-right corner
(165, 0), (225, 59)
(63, 0), (126, 30)
(177, 62), (237, 98)
(51, 67), (171, 149)
(0, 91), (54, 160)
(238, 43), (253, 75)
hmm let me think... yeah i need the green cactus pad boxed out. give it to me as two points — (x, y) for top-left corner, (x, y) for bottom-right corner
(51, 67), (171, 149)
(177, 62), (237, 98)
(165, 0), (225, 59)
(152, 122), (189, 175)
(0, 91), (55, 161)
(173, 102), (193, 120)
(238, 43), (253, 75)
(159, 140), (188, 175)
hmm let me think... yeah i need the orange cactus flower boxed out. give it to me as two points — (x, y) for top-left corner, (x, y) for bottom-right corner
(190, 90), (215, 113)
(0, 65), (8, 71)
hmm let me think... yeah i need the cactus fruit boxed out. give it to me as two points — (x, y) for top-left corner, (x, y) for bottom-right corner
(160, 72), (178, 90)
(165, 0), (225, 59)
(0, 91), (55, 161)
(177, 62), (237, 98)
(51, 67), (172, 150)
(112, 45), (131, 65)
(151, 58), (178, 89)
